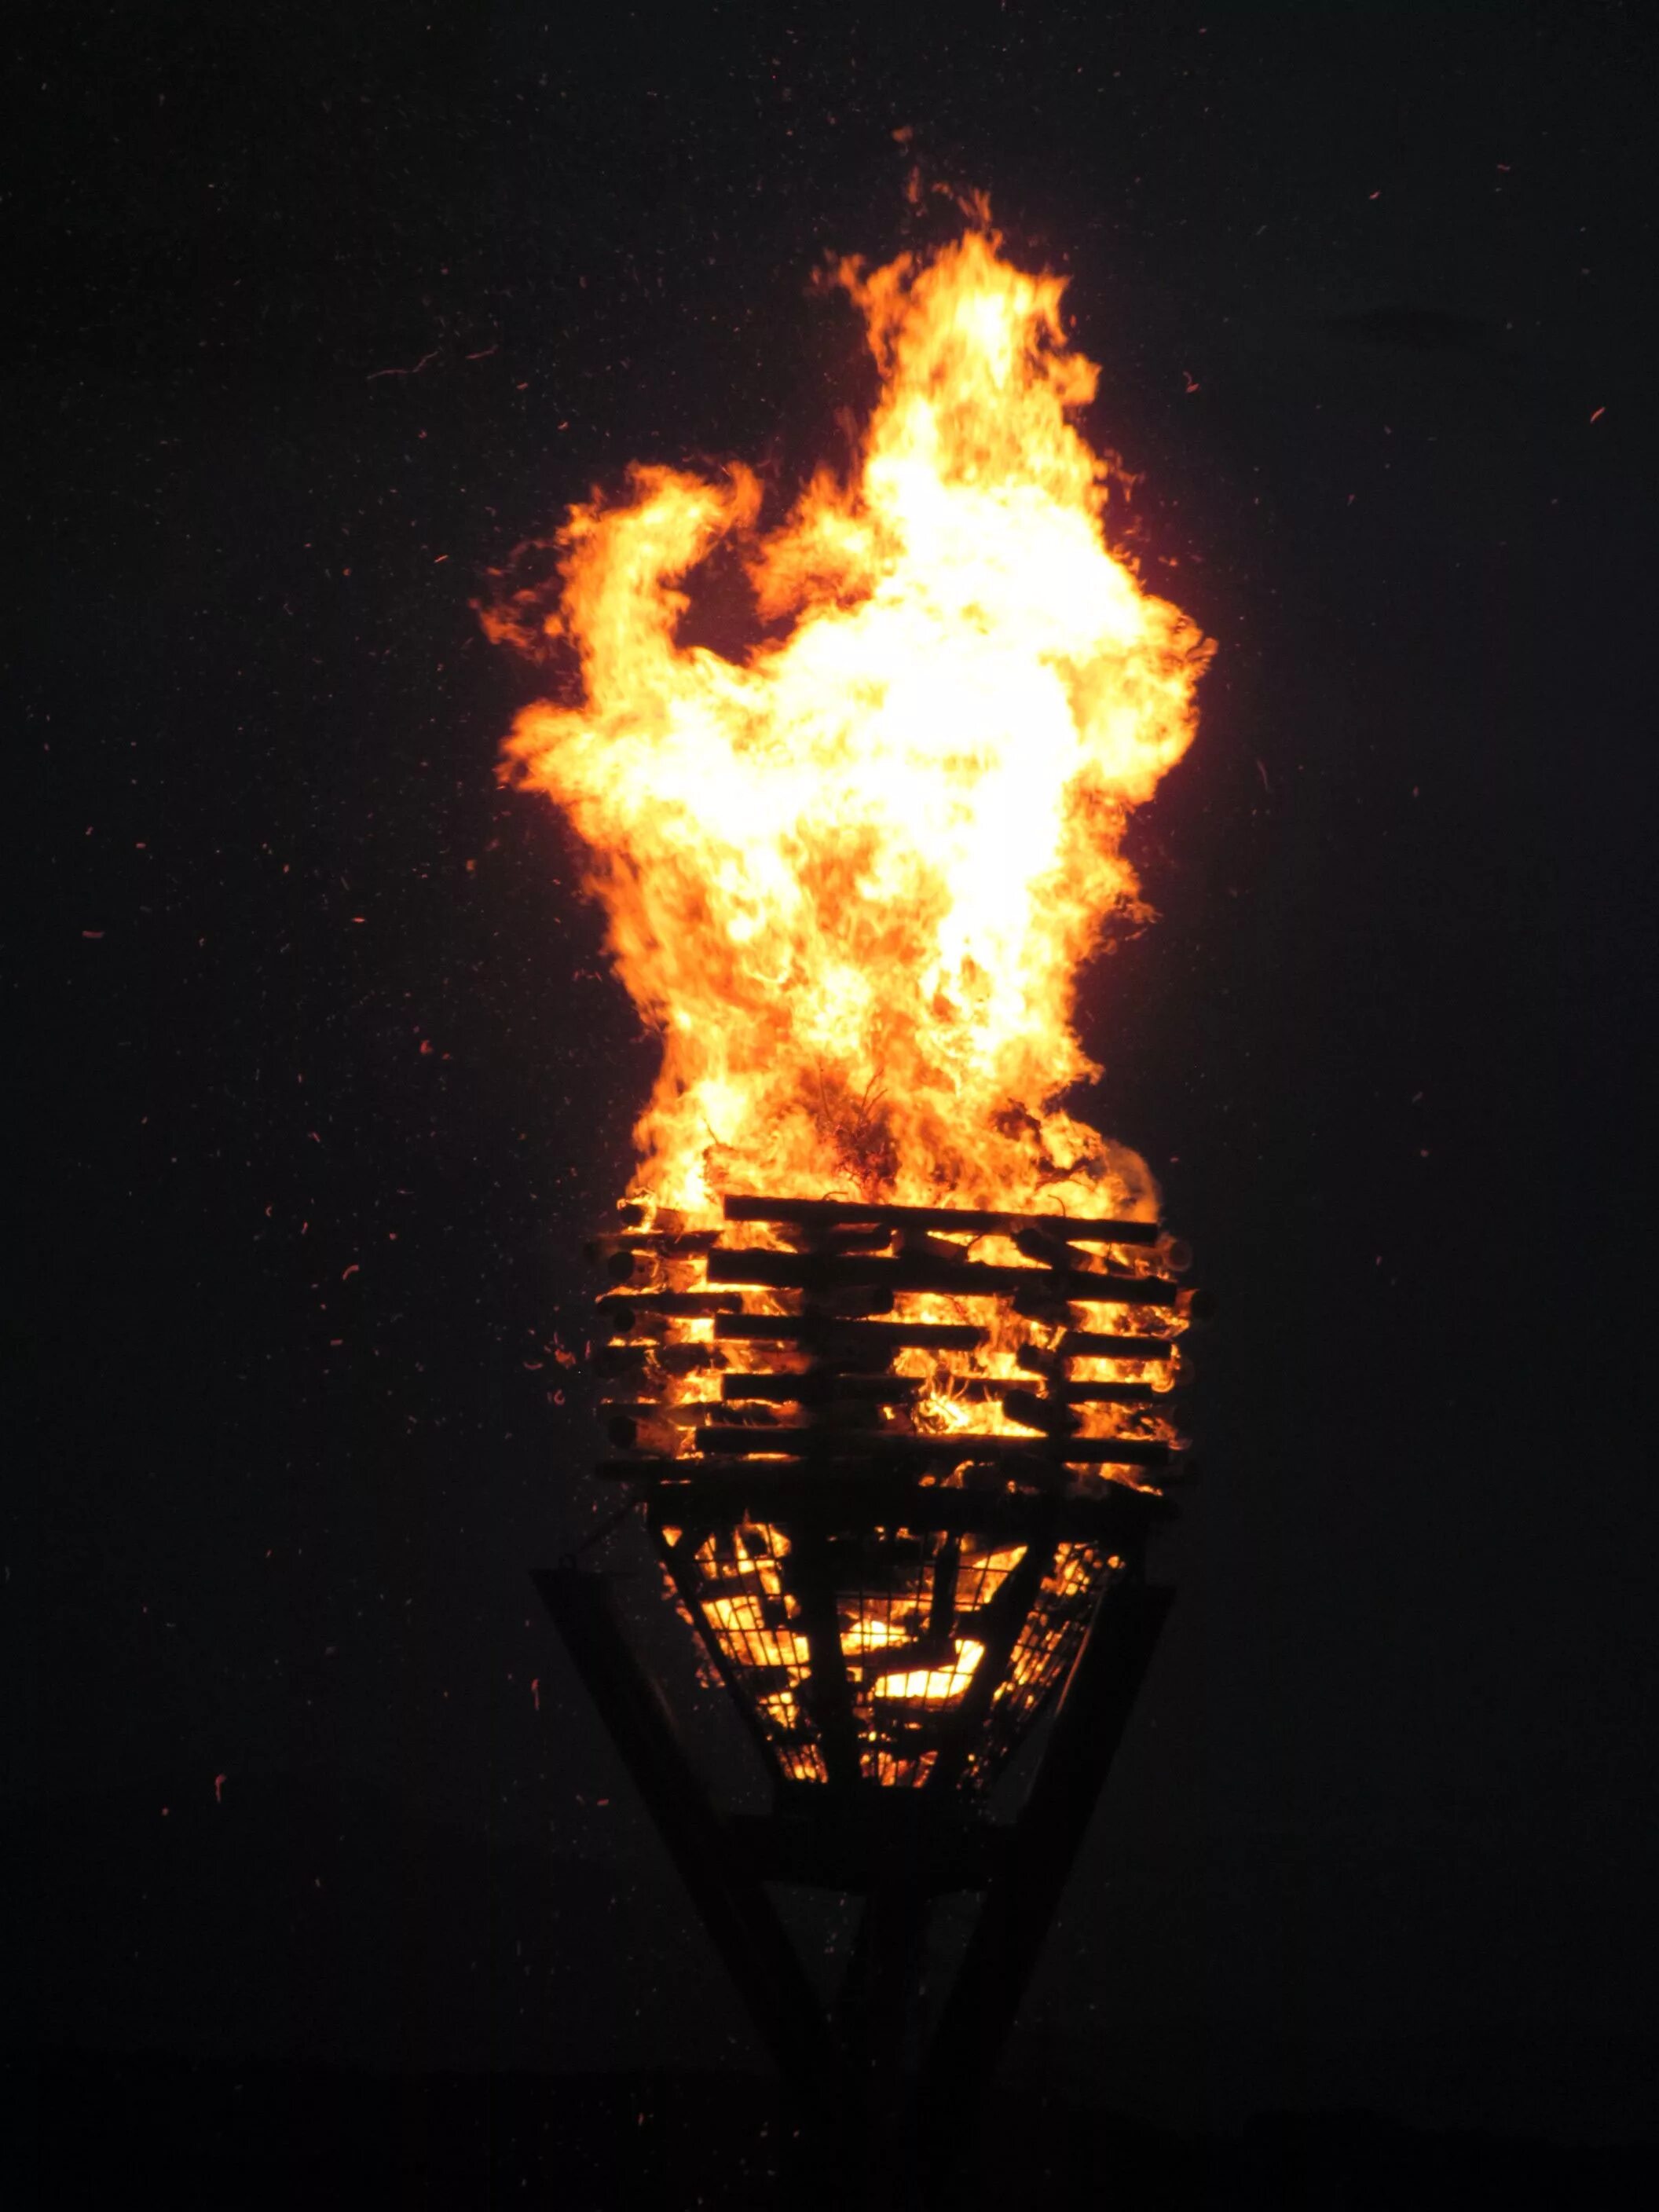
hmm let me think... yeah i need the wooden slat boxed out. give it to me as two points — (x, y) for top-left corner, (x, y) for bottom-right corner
(722, 1194), (1161, 1245)
(714, 1313), (985, 1351)
(1056, 1328), (1177, 1361)
(720, 1372), (922, 1405)
(692, 1425), (1172, 1468)
(600, 1400), (750, 1427)
(906, 1374), (1150, 1405)
(705, 1247), (1179, 1307)
(585, 1229), (723, 1257)
(598, 1291), (747, 1323)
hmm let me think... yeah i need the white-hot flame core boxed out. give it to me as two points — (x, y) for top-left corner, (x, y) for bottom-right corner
(493, 227), (1210, 1225)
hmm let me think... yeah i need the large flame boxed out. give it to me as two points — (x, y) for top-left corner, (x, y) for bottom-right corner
(489, 227), (1210, 1223)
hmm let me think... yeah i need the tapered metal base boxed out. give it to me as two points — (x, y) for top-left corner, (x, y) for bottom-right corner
(535, 1555), (1170, 2198)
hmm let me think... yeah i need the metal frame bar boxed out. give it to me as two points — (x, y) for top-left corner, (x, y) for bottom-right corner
(785, 1526), (862, 1784)
(644, 1513), (789, 1785)
(532, 1567), (848, 2122)
(918, 1571), (1174, 2137)
(928, 1509), (1058, 1793)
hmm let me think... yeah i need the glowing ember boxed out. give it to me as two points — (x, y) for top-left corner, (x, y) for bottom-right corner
(489, 224), (1210, 1224)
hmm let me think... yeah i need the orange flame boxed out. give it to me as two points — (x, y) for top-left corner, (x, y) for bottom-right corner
(491, 227), (1210, 1223)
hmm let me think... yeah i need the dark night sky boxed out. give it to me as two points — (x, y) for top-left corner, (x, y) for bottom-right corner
(9, 0), (1657, 2161)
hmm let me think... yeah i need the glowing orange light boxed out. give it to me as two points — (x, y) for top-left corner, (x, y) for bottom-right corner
(490, 223), (1210, 1225)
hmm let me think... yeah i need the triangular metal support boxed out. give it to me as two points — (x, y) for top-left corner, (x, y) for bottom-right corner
(535, 1559), (1170, 2198)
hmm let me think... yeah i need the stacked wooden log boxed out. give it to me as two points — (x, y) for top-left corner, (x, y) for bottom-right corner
(587, 1192), (1200, 1494)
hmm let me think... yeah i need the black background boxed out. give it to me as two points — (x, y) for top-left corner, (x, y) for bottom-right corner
(9, 2), (1657, 2200)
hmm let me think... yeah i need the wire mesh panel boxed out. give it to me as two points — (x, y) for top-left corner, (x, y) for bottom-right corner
(962, 1540), (1119, 1790)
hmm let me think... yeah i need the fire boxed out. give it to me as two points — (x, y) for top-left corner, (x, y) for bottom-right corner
(495, 225), (1207, 1792)
(489, 225), (1210, 1224)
